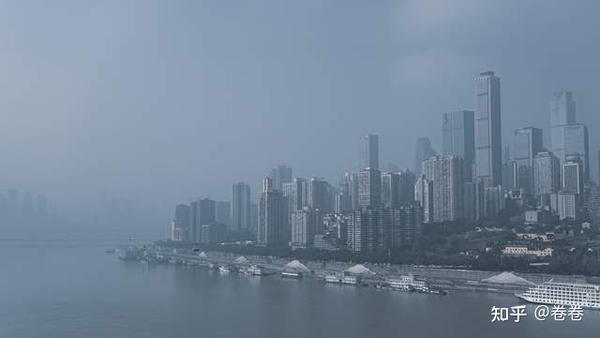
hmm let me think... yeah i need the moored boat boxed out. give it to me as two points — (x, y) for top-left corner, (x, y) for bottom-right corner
(516, 281), (600, 309)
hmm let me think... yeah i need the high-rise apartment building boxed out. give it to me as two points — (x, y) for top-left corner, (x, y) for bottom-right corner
(291, 207), (315, 249)
(398, 169), (416, 205)
(257, 177), (289, 247)
(381, 172), (400, 208)
(414, 175), (434, 223)
(562, 155), (584, 196)
(422, 155), (464, 222)
(533, 151), (561, 197)
(232, 182), (252, 231)
(358, 168), (382, 208)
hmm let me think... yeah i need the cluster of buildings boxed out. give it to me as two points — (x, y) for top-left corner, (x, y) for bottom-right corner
(0, 189), (48, 224)
(170, 71), (600, 255)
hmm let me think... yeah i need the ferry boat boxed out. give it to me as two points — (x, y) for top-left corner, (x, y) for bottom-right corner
(324, 274), (342, 284)
(385, 275), (447, 295)
(247, 265), (264, 276)
(281, 271), (302, 279)
(387, 275), (427, 291)
(341, 276), (358, 285)
(516, 281), (600, 309)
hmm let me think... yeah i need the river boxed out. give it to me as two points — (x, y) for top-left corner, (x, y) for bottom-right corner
(0, 239), (598, 338)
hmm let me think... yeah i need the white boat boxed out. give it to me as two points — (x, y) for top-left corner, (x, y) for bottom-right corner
(387, 275), (428, 291)
(341, 276), (358, 285)
(325, 274), (342, 284)
(281, 271), (302, 279)
(247, 265), (263, 276)
(516, 281), (600, 309)
(218, 265), (230, 274)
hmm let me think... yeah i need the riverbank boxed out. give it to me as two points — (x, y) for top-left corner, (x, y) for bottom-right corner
(120, 242), (600, 295)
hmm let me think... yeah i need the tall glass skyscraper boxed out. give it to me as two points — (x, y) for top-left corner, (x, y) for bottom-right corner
(414, 137), (436, 175)
(443, 110), (475, 181)
(361, 134), (379, 170)
(512, 127), (543, 193)
(474, 71), (502, 187)
(550, 91), (590, 180)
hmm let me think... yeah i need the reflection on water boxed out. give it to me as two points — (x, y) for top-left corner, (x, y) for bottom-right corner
(0, 240), (599, 338)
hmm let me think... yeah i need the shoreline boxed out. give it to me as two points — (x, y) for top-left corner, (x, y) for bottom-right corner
(123, 243), (600, 295)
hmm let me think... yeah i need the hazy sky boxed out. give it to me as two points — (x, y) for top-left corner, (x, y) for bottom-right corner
(1, 0), (600, 236)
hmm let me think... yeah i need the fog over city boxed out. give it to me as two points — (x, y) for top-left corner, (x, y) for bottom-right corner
(1, 0), (600, 237)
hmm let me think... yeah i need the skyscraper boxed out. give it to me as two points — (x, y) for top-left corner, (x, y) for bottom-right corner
(291, 207), (315, 249)
(562, 155), (584, 196)
(173, 203), (191, 241)
(443, 110), (475, 181)
(389, 204), (423, 248)
(533, 151), (561, 197)
(257, 177), (289, 246)
(422, 155), (464, 222)
(303, 177), (331, 213)
(414, 137), (436, 175)
(414, 174), (434, 223)
(358, 168), (382, 208)
(190, 198), (216, 243)
(232, 182), (252, 231)
(512, 127), (543, 193)
(381, 172), (400, 208)
(270, 165), (293, 190)
(282, 178), (304, 212)
(398, 169), (417, 205)
(550, 91), (590, 179)
(215, 201), (231, 227)
(361, 134), (379, 170)
(474, 71), (502, 187)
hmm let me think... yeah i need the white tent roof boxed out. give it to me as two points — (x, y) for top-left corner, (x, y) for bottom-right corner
(234, 256), (249, 264)
(284, 260), (310, 272)
(198, 252), (208, 258)
(345, 264), (375, 275)
(481, 272), (535, 286)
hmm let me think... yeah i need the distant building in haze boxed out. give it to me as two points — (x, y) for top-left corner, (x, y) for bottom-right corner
(291, 207), (315, 249)
(550, 91), (590, 180)
(562, 155), (584, 196)
(270, 165), (293, 191)
(381, 172), (400, 208)
(231, 182), (252, 231)
(533, 151), (561, 202)
(358, 168), (382, 208)
(173, 203), (191, 241)
(512, 127), (543, 193)
(190, 198), (216, 243)
(361, 134), (379, 170)
(474, 71), (502, 187)
(422, 155), (464, 222)
(257, 177), (289, 247)
(215, 201), (231, 228)
(414, 175), (433, 223)
(443, 110), (475, 181)
(414, 137), (436, 175)
(398, 169), (417, 205)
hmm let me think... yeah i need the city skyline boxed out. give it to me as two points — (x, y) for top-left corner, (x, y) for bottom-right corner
(2, 1), (600, 238)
